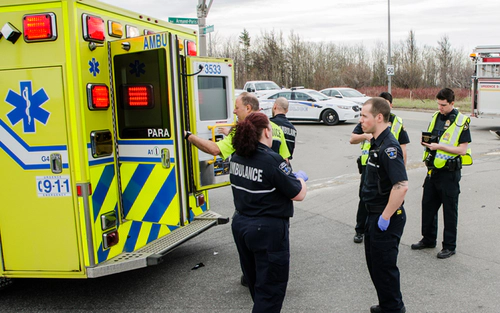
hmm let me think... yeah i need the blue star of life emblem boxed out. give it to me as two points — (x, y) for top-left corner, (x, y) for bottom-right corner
(89, 57), (100, 77)
(129, 60), (146, 77)
(5, 81), (50, 133)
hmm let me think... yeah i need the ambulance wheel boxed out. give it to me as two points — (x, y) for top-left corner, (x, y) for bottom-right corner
(322, 109), (339, 126)
(0, 277), (13, 291)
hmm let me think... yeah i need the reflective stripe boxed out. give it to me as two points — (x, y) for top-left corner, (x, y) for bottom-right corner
(390, 115), (403, 139)
(231, 184), (276, 194)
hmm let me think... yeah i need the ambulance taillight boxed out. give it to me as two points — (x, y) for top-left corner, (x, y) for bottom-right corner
(87, 84), (110, 110)
(196, 193), (205, 207)
(82, 14), (105, 42)
(103, 230), (119, 249)
(186, 40), (197, 56)
(123, 85), (154, 108)
(23, 13), (57, 42)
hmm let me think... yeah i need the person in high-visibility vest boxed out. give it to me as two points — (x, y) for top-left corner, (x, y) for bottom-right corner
(350, 92), (410, 244)
(411, 88), (472, 259)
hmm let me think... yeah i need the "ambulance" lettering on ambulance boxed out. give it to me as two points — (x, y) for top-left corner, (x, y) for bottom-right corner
(143, 33), (168, 50)
(230, 162), (263, 182)
(148, 128), (170, 137)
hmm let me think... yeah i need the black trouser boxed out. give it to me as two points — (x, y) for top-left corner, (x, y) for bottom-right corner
(365, 207), (406, 313)
(232, 213), (290, 313)
(421, 169), (461, 251)
(355, 166), (367, 234)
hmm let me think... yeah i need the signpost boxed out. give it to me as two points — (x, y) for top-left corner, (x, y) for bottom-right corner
(202, 25), (214, 35)
(387, 65), (395, 76)
(168, 17), (198, 25)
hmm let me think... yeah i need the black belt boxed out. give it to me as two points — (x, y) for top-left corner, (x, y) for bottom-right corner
(235, 210), (289, 221)
(365, 204), (385, 213)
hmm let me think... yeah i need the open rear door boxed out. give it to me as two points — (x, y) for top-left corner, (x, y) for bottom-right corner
(109, 33), (184, 228)
(185, 57), (235, 191)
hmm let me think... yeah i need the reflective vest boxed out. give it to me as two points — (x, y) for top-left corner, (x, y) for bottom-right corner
(422, 111), (473, 168)
(360, 114), (403, 165)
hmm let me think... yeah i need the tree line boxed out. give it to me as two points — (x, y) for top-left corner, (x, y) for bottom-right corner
(207, 29), (474, 96)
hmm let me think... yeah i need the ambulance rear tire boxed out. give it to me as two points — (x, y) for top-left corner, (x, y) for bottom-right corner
(0, 277), (13, 291)
(322, 109), (339, 126)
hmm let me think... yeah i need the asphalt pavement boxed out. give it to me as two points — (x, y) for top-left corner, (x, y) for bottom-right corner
(1, 110), (499, 312)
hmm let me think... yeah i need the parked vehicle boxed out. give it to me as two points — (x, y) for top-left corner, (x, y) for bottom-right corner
(243, 80), (281, 97)
(320, 87), (371, 105)
(0, 0), (233, 282)
(470, 45), (500, 116)
(259, 88), (360, 125)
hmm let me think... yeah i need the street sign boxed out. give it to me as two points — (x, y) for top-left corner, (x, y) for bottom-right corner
(168, 17), (198, 25)
(387, 65), (395, 76)
(202, 25), (214, 35)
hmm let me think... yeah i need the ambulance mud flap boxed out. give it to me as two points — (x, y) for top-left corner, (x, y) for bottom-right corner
(86, 211), (227, 278)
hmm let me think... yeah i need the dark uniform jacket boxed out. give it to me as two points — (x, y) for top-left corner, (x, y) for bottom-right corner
(270, 114), (297, 158)
(361, 127), (408, 212)
(229, 143), (302, 218)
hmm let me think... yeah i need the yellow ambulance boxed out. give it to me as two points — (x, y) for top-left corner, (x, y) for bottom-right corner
(0, 0), (234, 286)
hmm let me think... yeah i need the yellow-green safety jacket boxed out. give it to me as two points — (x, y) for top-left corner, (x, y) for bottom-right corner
(422, 111), (472, 168)
(360, 114), (404, 165)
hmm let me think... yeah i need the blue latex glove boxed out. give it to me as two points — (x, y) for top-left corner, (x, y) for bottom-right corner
(294, 170), (308, 182)
(378, 215), (390, 231)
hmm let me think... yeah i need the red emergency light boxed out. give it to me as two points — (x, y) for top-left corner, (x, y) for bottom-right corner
(87, 84), (109, 110)
(83, 14), (105, 42)
(23, 13), (57, 42)
(123, 85), (154, 108)
(186, 40), (197, 56)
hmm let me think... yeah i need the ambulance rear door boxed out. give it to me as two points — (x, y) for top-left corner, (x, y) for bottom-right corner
(109, 32), (184, 228)
(185, 57), (235, 191)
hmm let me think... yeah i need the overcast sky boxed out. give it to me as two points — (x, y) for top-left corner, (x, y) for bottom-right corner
(100, 0), (500, 53)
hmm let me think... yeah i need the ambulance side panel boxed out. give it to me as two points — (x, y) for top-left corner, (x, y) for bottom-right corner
(0, 4), (81, 275)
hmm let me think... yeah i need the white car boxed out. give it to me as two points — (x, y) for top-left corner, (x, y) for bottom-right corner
(259, 88), (360, 125)
(320, 87), (371, 106)
(243, 80), (281, 98)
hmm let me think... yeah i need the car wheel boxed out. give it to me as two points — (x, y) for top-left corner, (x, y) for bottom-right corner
(322, 109), (339, 126)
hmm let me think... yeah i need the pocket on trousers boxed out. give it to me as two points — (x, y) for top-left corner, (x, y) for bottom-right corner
(268, 250), (290, 283)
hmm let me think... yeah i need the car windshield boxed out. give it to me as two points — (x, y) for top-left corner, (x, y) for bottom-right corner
(340, 89), (364, 97)
(306, 90), (330, 101)
(255, 82), (281, 91)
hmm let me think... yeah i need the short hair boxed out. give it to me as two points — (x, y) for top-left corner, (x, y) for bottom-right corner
(378, 92), (393, 104)
(436, 88), (455, 103)
(274, 97), (289, 111)
(232, 112), (269, 157)
(238, 92), (260, 112)
(364, 97), (391, 123)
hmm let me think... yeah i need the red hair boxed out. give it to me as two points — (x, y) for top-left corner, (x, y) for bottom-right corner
(232, 113), (269, 157)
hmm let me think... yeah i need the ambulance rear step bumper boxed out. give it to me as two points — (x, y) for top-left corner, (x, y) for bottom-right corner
(86, 211), (228, 278)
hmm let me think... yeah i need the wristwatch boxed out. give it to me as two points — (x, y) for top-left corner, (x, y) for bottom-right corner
(184, 131), (192, 140)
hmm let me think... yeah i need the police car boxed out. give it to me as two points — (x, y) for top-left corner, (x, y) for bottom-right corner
(259, 88), (360, 125)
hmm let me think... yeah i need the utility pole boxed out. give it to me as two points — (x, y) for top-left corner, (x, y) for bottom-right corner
(387, 0), (392, 93)
(197, 0), (213, 56)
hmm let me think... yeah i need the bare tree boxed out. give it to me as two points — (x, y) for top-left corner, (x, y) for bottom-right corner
(392, 30), (423, 89)
(437, 35), (453, 87)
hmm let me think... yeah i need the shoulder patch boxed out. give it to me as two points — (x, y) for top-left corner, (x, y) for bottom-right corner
(464, 121), (469, 131)
(279, 161), (292, 175)
(385, 147), (397, 159)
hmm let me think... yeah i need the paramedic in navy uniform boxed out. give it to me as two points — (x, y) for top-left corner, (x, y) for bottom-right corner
(230, 112), (307, 313)
(360, 97), (408, 313)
